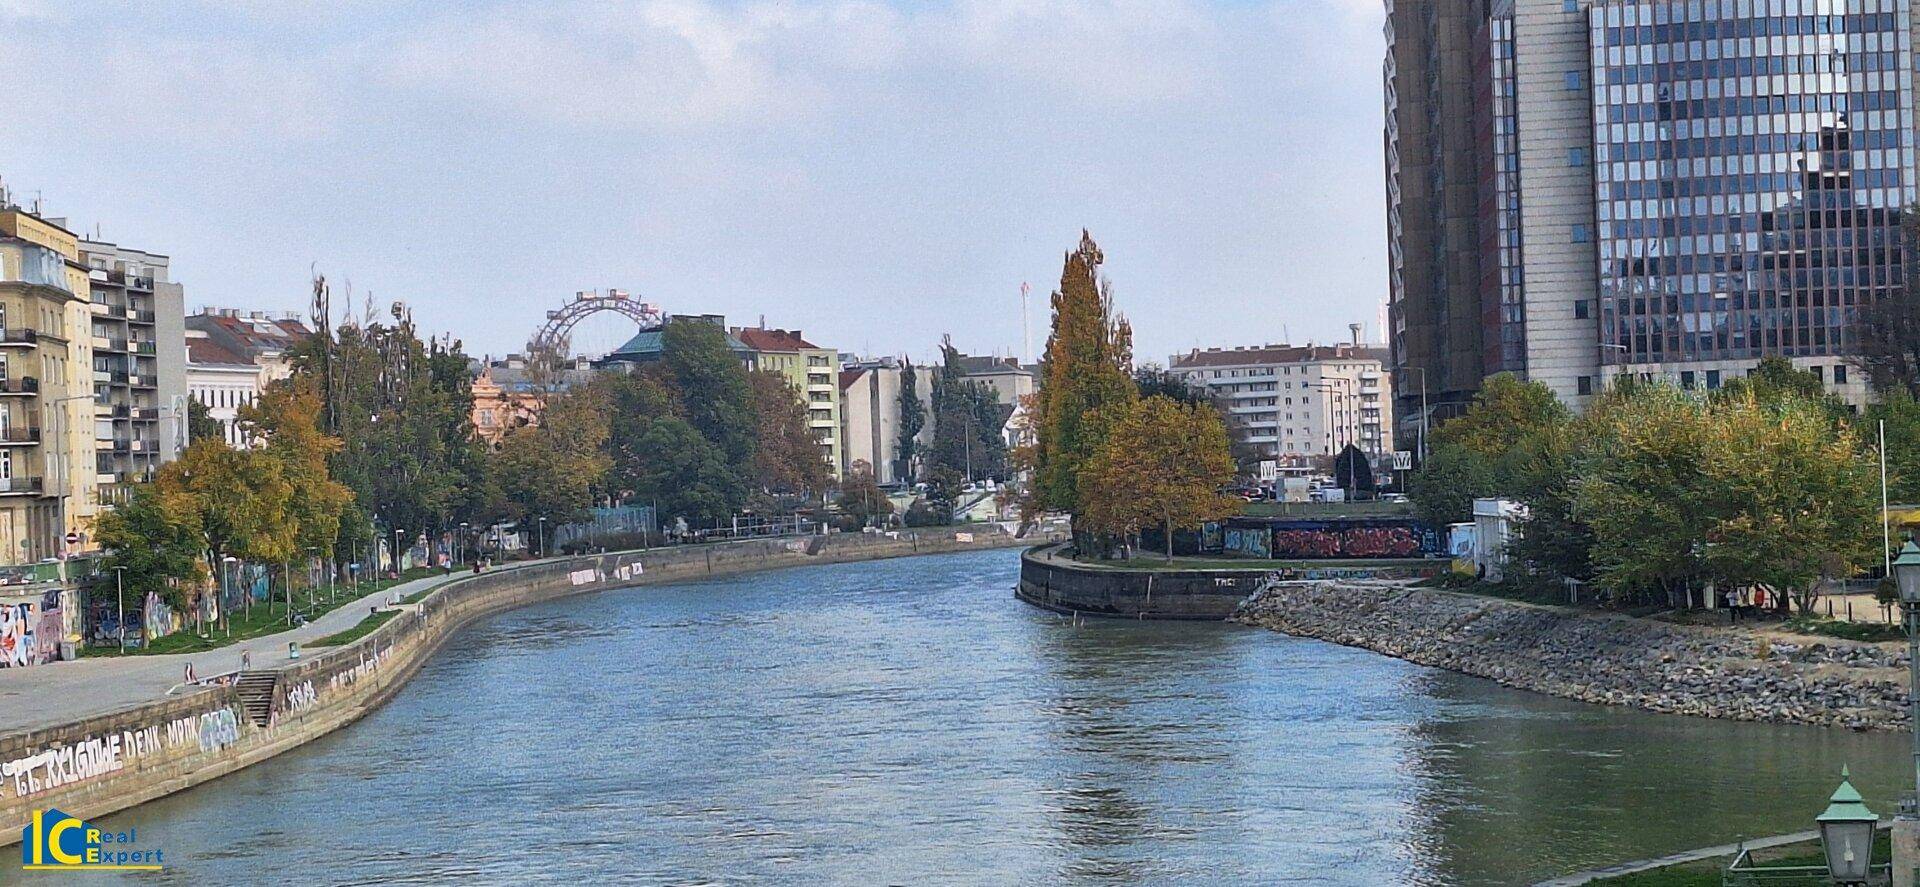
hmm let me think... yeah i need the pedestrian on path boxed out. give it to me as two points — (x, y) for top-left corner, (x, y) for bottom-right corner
(1725, 589), (1740, 623)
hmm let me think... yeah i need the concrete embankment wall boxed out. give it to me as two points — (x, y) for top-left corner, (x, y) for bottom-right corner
(0, 527), (1028, 842)
(1015, 544), (1443, 620)
(1016, 545), (1265, 619)
(1235, 580), (1911, 731)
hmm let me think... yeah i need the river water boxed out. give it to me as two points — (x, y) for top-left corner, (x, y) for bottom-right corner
(86, 548), (1909, 886)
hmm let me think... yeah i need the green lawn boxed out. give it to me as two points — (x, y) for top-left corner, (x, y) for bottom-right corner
(1590, 832), (1887, 886)
(312, 609), (400, 647)
(82, 567), (441, 658)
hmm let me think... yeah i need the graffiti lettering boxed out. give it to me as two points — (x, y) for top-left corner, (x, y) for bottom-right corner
(2, 734), (124, 798)
(284, 680), (317, 714)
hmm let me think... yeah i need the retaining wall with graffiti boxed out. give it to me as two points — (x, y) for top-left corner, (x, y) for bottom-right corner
(0, 525), (1027, 843)
(1214, 517), (1443, 560)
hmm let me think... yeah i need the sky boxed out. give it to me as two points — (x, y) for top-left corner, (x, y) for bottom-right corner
(0, 0), (1388, 366)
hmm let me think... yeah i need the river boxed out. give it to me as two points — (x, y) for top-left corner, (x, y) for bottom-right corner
(84, 548), (1909, 886)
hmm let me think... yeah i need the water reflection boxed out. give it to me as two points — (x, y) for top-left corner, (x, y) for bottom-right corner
(92, 549), (1907, 886)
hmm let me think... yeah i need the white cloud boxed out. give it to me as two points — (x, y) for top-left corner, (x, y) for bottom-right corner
(380, 0), (1228, 131)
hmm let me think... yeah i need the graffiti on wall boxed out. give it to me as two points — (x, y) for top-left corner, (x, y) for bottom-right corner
(1, 602), (35, 668)
(1272, 526), (1424, 558)
(1223, 527), (1271, 559)
(3, 705), (248, 799)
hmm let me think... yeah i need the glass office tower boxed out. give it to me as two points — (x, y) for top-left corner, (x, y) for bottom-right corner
(1590, 1), (1915, 382)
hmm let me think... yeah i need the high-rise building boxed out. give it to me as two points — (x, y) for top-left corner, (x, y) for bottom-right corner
(1386, 0), (1910, 431)
(81, 239), (187, 500)
(1170, 339), (1394, 463)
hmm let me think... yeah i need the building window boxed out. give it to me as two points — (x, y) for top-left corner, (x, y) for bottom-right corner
(1568, 146), (1587, 166)
(1576, 376), (1593, 396)
(1563, 0), (1578, 10)
(1574, 300), (1590, 319)
(1564, 70), (1582, 91)
(1571, 224), (1591, 243)
(1811, 366), (1825, 383)
(1680, 371), (1695, 389)
(1834, 365), (1848, 385)
(1706, 370), (1721, 389)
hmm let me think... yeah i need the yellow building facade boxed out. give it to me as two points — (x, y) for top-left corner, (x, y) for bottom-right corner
(0, 209), (99, 563)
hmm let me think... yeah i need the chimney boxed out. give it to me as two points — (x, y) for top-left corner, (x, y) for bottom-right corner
(1349, 323), (1362, 346)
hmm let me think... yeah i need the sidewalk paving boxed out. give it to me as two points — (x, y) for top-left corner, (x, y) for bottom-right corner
(0, 570), (468, 736)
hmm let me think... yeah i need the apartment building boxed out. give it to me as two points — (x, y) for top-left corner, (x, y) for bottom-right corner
(81, 239), (187, 499)
(1171, 340), (1395, 463)
(0, 207), (99, 562)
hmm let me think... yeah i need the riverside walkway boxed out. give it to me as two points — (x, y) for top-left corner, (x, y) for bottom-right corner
(0, 570), (469, 735)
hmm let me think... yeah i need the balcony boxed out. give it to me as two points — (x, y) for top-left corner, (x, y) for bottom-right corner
(131, 407), (159, 420)
(129, 309), (155, 324)
(93, 336), (128, 353)
(0, 377), (41, 395)
(0, 476), (45, 495)
(92, 303), (129, 319)
(0, 427), (40, 445)
(133, 340), (156, 355)
(0, 329), (38, 347)
(129, 440), (150, 453)
(127, 275), (153, 291)
(128, 374), (153, 388)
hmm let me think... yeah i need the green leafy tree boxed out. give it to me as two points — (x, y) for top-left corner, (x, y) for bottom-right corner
(661, 319), (756, 471)
(1408, 374), (1568, 526)
(186, 397), (224, 444)
(488, 386), (611, 544)
(1866, 388), (1920, 503)
(237, 382), (354, 560)
(1331, 444), (1376, 497)
(1699, 393), (1879, 613)
(628, 416), (742, 529)
(928, 338), (1008, 482)
(896, 359), (924, 482)
(93, 485), (209, 627)
(1715, 355), (1849, 421)
(593, 371), (676, 503)
(1576, 385), (1719, 604)
(1850, 208), (1920, 396)
(834, 464), (893, 530)
(1079, 396), (1239, 560)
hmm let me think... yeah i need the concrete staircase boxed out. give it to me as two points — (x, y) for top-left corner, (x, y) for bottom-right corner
(235, 672), (279, 726)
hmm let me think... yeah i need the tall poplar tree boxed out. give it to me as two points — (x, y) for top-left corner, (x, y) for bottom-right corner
(1023, 231), (1137, 525)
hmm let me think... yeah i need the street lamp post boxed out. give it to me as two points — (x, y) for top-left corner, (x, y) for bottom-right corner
(537, 517), (548, 559)
(1893, 542), (1920, 802)
(393, 528), (404, 576)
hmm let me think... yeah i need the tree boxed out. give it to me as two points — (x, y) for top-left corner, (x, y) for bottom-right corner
(594, 371), (676, 502)
(907, 466), (962, 526)
(1408, 374), (1568, 526)
(928, 338), (1007, 482)
(1132, 364), (1209, 406)
(157, 439), (298, 602)
(1023, 231), (1137, 528)
(186, 397), (224, 444)
(834, 464), (893, 530)
(238, 382), (354, 560)
(1079, 396), (1239, 560)
(661, 318), (756, 471)
(487, 386), (611, 543)
(628, 416), (746, 528)
(1865, 388), (1920, 503)
(1715, 355), (1849, 421)
(1331, 444), (1376, 497)
(1699, 393), (1880, 614)
(1575, 385), (1720, 604)
(895, 359), (924, 482)
(1850, 208), (1920, 396)
(746, 370), (831, 496)
(92, 485), (208, 630)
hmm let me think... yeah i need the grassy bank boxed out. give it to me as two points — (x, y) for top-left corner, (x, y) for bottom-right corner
(312, 609), (400, 647)
(82, 567), (441, 658)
